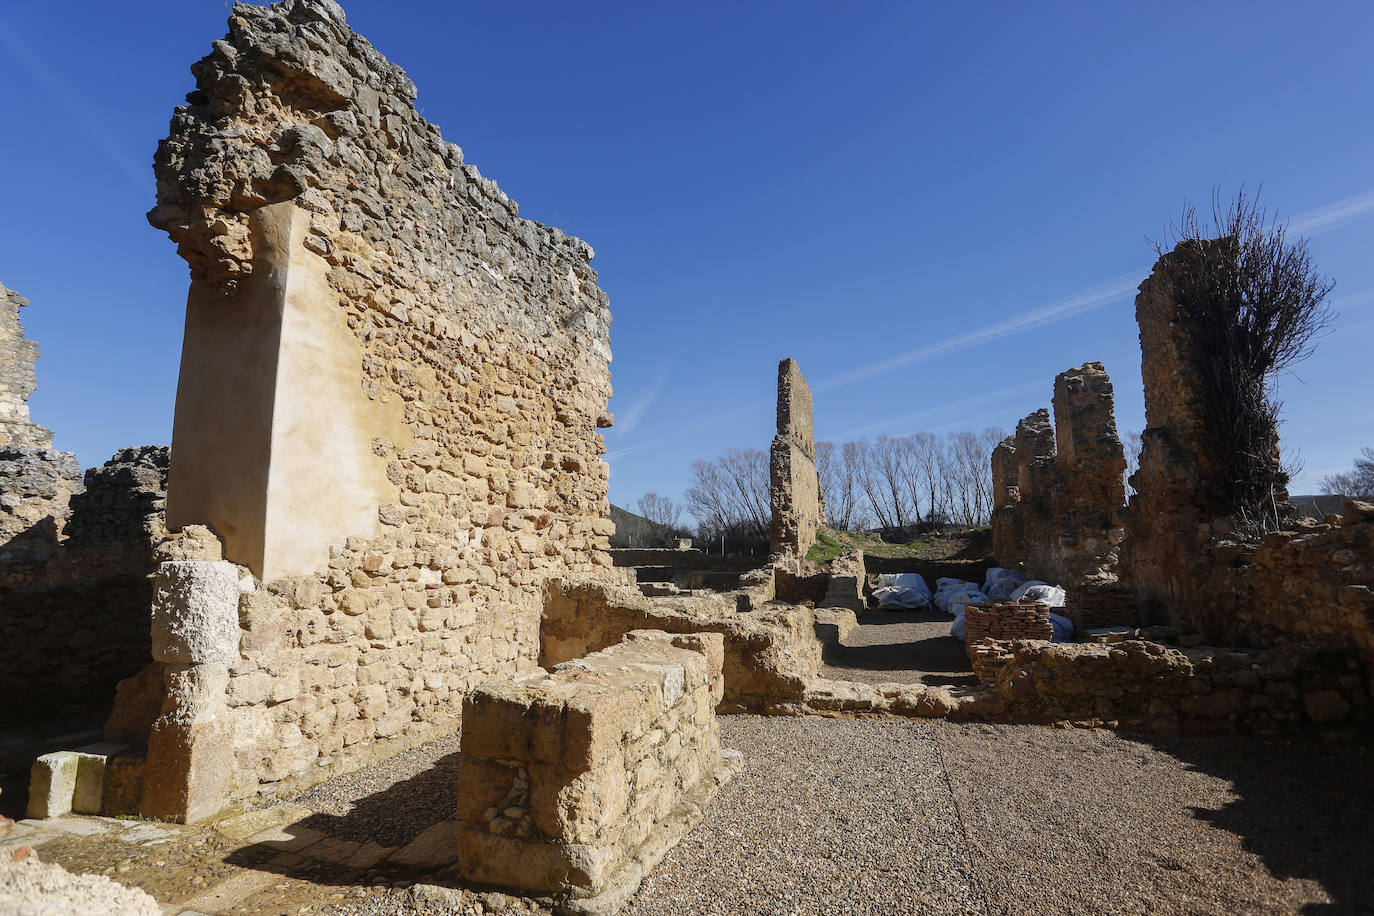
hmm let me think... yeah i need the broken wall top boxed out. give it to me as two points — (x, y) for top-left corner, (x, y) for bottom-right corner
(775, 357), (815, 460)
(0, 282), (54, 449)
(148, 0), (611, 362)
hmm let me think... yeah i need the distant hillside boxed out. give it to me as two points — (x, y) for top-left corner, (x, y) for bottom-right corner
(609, 504), (688, 549)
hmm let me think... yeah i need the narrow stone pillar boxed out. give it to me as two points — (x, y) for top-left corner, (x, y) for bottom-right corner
(164, 202), (407, 582)
(769, 358), (823, 564)
(1049, 362), (1126, 583)
(139, 561), (239, 823)
(990, 435), (1021, 567)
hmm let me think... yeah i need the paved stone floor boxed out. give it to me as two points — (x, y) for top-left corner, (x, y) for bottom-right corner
(6, 716), (1368, 915)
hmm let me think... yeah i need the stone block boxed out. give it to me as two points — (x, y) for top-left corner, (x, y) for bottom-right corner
(150, 561), (241, 665)
(141, 715), (234, 824)
(26, 752), (77, 819)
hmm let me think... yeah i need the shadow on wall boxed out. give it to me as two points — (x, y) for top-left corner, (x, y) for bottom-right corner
(1130, 732), (1374, 913)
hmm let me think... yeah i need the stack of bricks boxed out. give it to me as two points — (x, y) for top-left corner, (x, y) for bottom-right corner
(964, 601), (1054, 642)
(964, 602), (1053, 685)
(1066, 586), (1140, 632)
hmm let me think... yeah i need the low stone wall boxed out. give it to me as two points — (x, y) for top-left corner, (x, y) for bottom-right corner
(982, 639), (1368, 736)
(0, 446), (168, 720)
(541, 577), (823, 713)
(819, 550), (865, 612)
(457, 630), (736, 914)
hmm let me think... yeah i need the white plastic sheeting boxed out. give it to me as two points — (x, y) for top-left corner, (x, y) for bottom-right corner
(983, 567), (1027, 600)
(1012, 583), (1067, 608)
(872, 573), (933, 610)
(934, 579), (985, 616)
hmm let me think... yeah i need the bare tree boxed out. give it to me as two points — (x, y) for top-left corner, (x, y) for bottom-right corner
(1154, 187), (1335, 527)
(1321, 447), (1374, 501)
(636, 491), (682, 529)
(1123, 429), (1143, 496)
(817, 440), (860, 530)
(851, 436), (915, 534)
(908, 432), (945, 525)
(683, 447), (770, 552)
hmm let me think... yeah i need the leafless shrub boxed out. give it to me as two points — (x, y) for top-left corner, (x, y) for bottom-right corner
(636, 491), (682, 529)
(1322, 447), (1374, 502)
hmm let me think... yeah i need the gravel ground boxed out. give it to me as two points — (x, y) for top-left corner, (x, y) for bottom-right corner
(288, 733), (463, 848)
(822, 609), (977, 687)
(937, 722), (1374, 916)
(623, 716), (985, 916)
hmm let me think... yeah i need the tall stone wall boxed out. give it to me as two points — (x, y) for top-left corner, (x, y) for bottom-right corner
(1046, 362), (1126, 583)
(114, 0), (616, 818)
(1120, 247), (1374, 699)
(769, 358), (823, 565)
(991, 364), (1126, 586)
(989, 435), (1020, 565)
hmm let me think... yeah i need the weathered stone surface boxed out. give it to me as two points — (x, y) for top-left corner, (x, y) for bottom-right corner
(0, 282), (53, 450)
(991, 364), (1127, 587)
(541, 577), (824, 712)
(26, 753), (77, 819)
(769, 358), (823, 564)
(150, 561), (241, 665)
(108, 0), (617, 820)
(1, 446), (168, 719)
(458, 630), (730, 910)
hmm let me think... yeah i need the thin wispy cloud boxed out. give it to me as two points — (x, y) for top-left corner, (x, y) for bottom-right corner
(824, 379), (1043, 442)
(615, 361), (675, 436)
(606, 185), (1374, 463)
(1289, 189), (1374, 235)
(0, 17), (144, 185)
(813, 271), (1144, 394)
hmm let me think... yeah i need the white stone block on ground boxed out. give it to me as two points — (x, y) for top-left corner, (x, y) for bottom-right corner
(27, 752), (77, 819)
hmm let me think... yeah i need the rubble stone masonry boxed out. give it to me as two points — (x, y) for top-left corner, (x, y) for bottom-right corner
(113, 0), (616, 817)
(991, 364), (1127, 587)
(769, 358), (823, 565)
(457, 630), (733, 914)
(0, 280), (170, 717)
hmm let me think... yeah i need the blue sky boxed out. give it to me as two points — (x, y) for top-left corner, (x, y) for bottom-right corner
(1, 0), (1370, 513)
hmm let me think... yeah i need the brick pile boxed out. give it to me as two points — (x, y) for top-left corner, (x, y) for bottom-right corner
(964, 601), (1053, 642)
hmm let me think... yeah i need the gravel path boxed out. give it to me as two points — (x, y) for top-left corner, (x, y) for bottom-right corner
(623, 716), (985, 916)
(288, 733), (463, 848)
(937, 722), (1374, 916)
(822, 609), (977, 687)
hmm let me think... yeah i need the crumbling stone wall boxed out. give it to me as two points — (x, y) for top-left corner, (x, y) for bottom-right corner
(991, 364), (1126, 585)
(769, 358), (823, 565)
(116, 0), (615, 817)
(0, 447), (169, 720)
(983, 638), (1367, 736)
(0, 282), (169, 719)
(0, 282), (52, 450)
(1047, 362), (1126, 583)
(541, 577), (823, 713)
(457, 630), (734, 914)
(1117, 247), (1374, 698)
(989, 435), (1020, 565)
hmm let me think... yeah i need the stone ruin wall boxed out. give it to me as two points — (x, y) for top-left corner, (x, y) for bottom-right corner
(990, 366), (1126, 588)
(1120, 245), (1374, 698)
(0, 282), (170, 719)
(769, 357), (823, 566)
(105, 0), (616, 816)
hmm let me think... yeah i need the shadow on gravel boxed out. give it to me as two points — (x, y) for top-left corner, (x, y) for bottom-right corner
(825, 610), (978, 686)
(1131, 732), (1374, 914)
(293, 749), (463, 848)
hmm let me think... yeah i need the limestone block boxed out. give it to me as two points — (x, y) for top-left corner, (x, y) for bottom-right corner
(27, 752), (77, 819)
(141, 715), (234, 824)
(151, 561), (241, 665)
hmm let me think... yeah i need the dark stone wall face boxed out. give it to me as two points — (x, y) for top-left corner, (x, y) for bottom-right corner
(769, 358), (823, 564)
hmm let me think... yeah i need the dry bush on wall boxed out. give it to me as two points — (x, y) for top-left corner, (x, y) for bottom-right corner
(1155, 188), (1334, 529)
